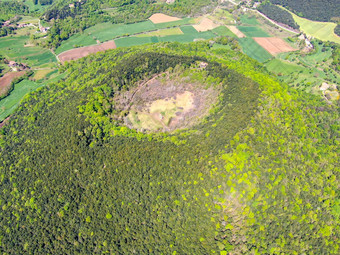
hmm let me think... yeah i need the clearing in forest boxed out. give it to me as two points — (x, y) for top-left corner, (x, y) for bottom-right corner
(58, 41), (116, 63)
(0, 71), (26, 96)
(193, 17), (219, 32)
(253, 37), (297, 55)
(149, 13), (181, 24)
(225, 26), (245, 38)
(120, 73), (218, 132)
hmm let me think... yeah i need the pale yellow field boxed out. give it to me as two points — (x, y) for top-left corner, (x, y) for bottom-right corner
(280, 6), (340, 44)
(33, 69), (54, 80)
(128, 91), (194, 131)
(149, 13), (181, 24)
(193, 17), (219, 32)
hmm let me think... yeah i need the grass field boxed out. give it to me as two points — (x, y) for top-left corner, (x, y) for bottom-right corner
(0, 36), (57, 68)
(115, 37), (158, 48)
(208, 8), (236, 25)
(280, 6), (340, 44)
(238, 37), (272, 62)
(211, 26), (237, 37)
(136, 28), (183, 37)
(0, 72), (66, 121)
(128, 91), (194, 131)
(180, 26), (199, 34)
(240, 14), (259, 25)
(0, 80), (43, 121)
(237, 26), (270, 37)
(116, 28), (217, 48)
(211, 44), (232, 50)
(33, 69), (56, 81)
(265, 58), (305, 75)
(23, 1), (50, 12)
(56, 19), (196, 54)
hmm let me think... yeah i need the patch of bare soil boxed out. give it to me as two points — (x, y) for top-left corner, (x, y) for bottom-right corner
(115, 74), (219, 132)
(226, 25), (246, 38)
(58, 41), (116, 63)
(149, 13), (181, 24)
(253, 37), (297, 55)
(193, 17), (219, 32)
(0, 71), (26, 96)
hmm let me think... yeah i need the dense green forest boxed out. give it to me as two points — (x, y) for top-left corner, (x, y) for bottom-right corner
(0, 42), (339, 253)
(0, 1), (29, 21)
(269, 0), (340, 22)
(257, 2), (299, 29)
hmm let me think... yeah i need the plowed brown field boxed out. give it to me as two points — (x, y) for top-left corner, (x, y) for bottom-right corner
(149, 13), (181, 24)
(58, 41), (117, 63)
(0, 71), (26, 96)
(253, 37), (296, 55)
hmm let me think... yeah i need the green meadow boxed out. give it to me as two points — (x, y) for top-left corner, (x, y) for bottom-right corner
(237, 26), (270, 37)
(280, 6), (340, 44)
(0, 36), (57, 68)
(56, 18), (196, 54)
(0, 72), (66, 121)
(238, 37), (272, 62)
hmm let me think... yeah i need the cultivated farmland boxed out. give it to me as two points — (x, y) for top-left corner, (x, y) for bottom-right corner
(226, 26), (245, 38)
(55, 18), (196, 54)
(281, 6), (340, 44)
(0, 79), (43, 121)
(58, 41), (117, 63)
(149, 13), (181, 24)
(237, 26), (270, 37)
(0, 36), (57, 68)
(193, 17), (219, 32)
(253, 37), (297, 55)
(0, 71), (26, 96)
(238, 37), (272, 62)
(0, 72), (66, 121)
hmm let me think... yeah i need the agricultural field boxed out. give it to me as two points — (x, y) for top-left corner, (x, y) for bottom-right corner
(266, 41), (340, 93)
(237, 26), (270, 37)
(240, 14), (259, 26)
(281, 6), (340, 44)
(211, 26), (237, 37)
(0, 36), (57, 68)
(208, 8), (236, 25)
(136, 28), (183, 37)
(32, 69), (56, 81)
(238, 37), (273, 62)
(0, 71), (26, 96)
(58, 41), (117, 63)
(253, 37), (297, 55)
(0, 72), (66, 121)
(226, 26), (245, 38)
(0, 79), (43, 121)
(193, 17), (219, 32)
(55, 18), (196, 54)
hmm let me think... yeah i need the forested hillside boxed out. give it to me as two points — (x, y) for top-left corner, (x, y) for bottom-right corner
(0, 42), (339, 254)
(0, 1), (29, 21)
(258, 2), (299, 29)
(269, 0), (340, 22)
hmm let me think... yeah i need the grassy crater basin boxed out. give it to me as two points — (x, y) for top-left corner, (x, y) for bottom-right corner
(119, 71), (219, 132)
